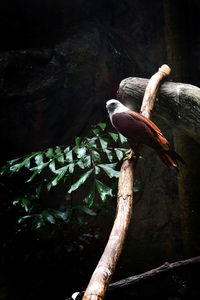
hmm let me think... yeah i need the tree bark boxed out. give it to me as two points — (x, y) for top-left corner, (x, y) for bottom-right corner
(163, 0), (200, 257)
(82, 65), (171, 300)
(118, 77), (200, 144)
(82, 159), (135, 300)
(108, 255), (200, 290)
(66, 256), (200, 300)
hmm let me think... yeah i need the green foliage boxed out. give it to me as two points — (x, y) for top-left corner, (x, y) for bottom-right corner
(1, 123), (140, 229)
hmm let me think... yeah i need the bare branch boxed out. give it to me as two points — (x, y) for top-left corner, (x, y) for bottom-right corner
(82, 65), (171, 300)
(108, 256), (200, 290)
(66, 256), (200, 300)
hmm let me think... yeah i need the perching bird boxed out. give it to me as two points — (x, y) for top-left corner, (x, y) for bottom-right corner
(106, 99), (184, 169)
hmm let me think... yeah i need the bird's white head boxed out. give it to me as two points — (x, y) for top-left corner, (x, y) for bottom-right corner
(106, 99), (129, 115)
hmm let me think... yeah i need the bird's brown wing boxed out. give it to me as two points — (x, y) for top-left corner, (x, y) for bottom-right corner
(126, 110), (170, 150)
(112, 110), (183, 168)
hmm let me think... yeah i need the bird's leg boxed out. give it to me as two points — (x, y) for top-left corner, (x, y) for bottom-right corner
(124, 141), (143, 161)
(124, 149), (138, 160)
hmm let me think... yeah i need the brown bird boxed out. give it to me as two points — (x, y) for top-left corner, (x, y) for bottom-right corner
(106, 99), (184, 169)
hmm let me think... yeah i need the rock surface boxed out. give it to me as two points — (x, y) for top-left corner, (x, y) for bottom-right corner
(0, 20), (132, 159)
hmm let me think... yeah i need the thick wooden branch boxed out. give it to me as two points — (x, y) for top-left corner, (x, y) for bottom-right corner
(66, 256), (200, 300)
(82, 65), (171, 300)
(67, 164), (134, 300)
(82, 159), (135, 300)
(118, 77), (200, 143)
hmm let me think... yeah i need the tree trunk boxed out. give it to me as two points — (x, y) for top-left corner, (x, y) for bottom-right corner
(163, 0), (200, 257)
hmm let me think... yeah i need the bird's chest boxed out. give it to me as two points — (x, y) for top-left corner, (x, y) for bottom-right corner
(112, 113), (146, 139)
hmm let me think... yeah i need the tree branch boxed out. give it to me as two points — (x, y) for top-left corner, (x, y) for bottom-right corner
(82, 65), (171, 300)
(118, 76), (200, 144)
(108, 255), (200, 291)
(65, 256), (200, 300)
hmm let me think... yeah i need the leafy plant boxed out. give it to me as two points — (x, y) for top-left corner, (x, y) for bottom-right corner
(1, 123), (140, 228)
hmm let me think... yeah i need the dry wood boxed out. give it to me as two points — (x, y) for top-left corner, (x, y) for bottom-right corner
(82, 65), (171, 300)
(82, 159), (135, 300)
(140, 64), (171, 117)
(118, 75), (200, 143)
(66, 255), (200, 299)
(108, 255), (200, 290)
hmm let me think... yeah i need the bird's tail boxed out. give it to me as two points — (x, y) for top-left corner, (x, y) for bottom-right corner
(156, 149), (185, 170)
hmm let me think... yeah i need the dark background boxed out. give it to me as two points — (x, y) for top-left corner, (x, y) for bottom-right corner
(0, 0), (200, 299)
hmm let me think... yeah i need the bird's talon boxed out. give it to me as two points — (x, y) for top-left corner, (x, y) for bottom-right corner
(124, 149), (137, 160)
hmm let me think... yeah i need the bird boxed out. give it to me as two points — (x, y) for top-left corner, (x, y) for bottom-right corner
(106, 99), (184, 169)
